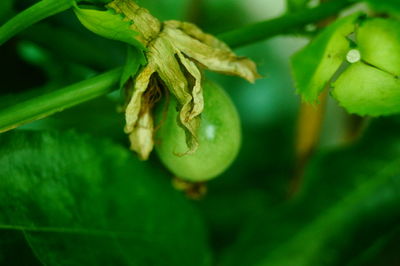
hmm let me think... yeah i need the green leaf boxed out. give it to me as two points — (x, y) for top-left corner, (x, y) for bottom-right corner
(220, 118), (400, 266)
(362, 0), (400, 17)
(0, 130), (211, 266)
(138, 0), (188, 21)
(291, 13), (360, 102)
(0, 0), (74, 46)
(21, 23), (125, 70)
(286, 0), (311, 13)
(120, 45), (146, 89)
(74, 5), (145, 50)
(0, 0), (14, 23)
(347, 225), (400, 266)
(21, 96), (126, 141)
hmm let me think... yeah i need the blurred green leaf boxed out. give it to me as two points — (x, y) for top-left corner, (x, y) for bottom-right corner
(137, 0), (188, 21)
(0, 229), (42, 265)
(220, 118), (400, 266)
(0, 0), (14, 23)
(362, 0), (400, 17)
(196, 0), (249, 34)
(291, 13), (360, 102)
(347, 225), (400, 266)
(286, 0), (311, 13)
(0, 130), (211, 266)
(21, 23), (125, 70)
(20, 96), (126, 142)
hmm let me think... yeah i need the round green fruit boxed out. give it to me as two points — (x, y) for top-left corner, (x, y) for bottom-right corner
(332, 62), (400, 116)
(357, 18), (400, 77)
(332, 18), (400, 116)
(155, 80), (241, 182)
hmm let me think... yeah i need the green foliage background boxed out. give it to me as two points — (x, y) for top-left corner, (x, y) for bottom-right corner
(0, 0), (399, 265)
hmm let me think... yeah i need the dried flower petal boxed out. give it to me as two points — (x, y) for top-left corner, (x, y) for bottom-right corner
(124, 64), (155, 133)
(104, 0), (260, 160)
(176, 51), (203, 121)
(164, 21), (260, 82)
(128, 108), (154, 160)
(149, 36), (200, 154)
(107, 0), (160, 46)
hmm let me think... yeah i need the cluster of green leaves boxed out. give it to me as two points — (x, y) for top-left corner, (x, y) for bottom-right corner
(220, 117), (400, 266)
(0, 130), (210, 265)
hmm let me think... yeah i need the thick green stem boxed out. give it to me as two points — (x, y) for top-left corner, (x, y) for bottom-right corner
(0, 68), (122, 133)
(0, 0), (74, 45)
(219, 0), (354, 48)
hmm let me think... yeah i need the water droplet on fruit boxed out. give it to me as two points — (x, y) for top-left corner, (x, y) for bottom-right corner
(346, 49), (361, 63)
(205, 124), (216, 140)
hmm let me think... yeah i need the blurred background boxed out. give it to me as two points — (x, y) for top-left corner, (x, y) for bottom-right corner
(1, 0), (400, 265)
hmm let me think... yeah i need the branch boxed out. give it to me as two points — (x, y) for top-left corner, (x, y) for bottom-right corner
(0, 0), (74, 45)
(0, 68), (122, 133)
(219, 0), (354, 48)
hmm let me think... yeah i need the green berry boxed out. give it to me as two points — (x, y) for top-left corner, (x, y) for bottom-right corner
(155, 80), (241, 182)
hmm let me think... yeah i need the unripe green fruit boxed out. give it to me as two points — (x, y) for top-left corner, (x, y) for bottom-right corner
(155, 80), (241, 182)
(357, 18), (400, 77)
(332, 18), (400, 116)
(332, 62), (400, 116)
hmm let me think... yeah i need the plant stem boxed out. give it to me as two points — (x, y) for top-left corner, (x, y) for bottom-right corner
(218, 0), (354, 48)
(0, 0), (74, 46)
(289, 90), (328, 197)
(0, 68), (122, 133)
(289, 0), (342, 198)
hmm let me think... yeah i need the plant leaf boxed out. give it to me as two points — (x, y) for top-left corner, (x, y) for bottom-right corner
(221, 118), (400, 266)
(291, 13), (360, 102)
(120, 46), (146, 89)
(0, 0), (14, 23)
(0, 130), (211, 266)
(362, 0), (400, 17)
(286, 0), (311, 13)
(74, 5), (145, 50)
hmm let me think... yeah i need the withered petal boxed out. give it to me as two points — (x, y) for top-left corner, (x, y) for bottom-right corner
(124, 63), (156, 134)
(150, 36), (200, 154)
(164, 25), (260, 83)
(128, 110), (154, 160)
(176, 51), (204, 121)
(165, 20), (230, 50)
(107, 0), (161, 46)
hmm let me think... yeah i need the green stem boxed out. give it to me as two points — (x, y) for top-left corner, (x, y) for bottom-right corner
(0, 0), (74, 45)
(0, 68), (122, 133)
(219, 0), (354, 48)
